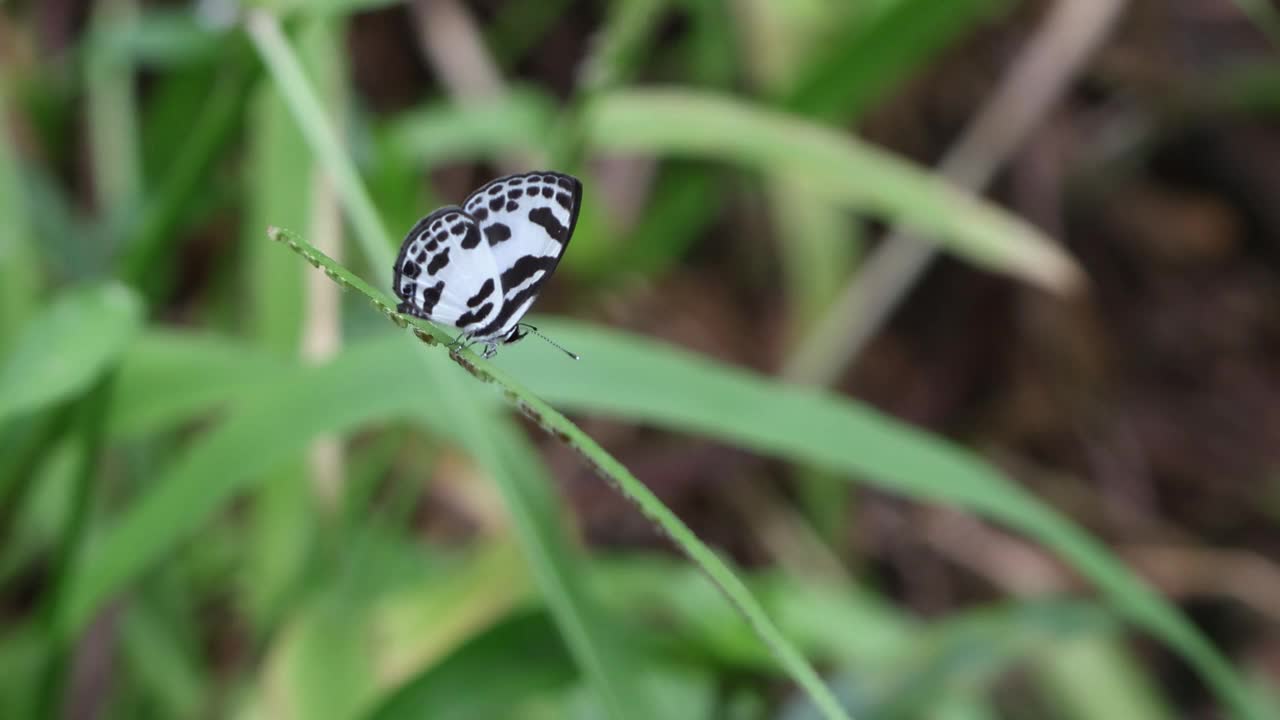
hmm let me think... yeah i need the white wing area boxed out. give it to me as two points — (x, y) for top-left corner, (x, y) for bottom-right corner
(460, 171), (582, 340)
(391, 206), (503, 334)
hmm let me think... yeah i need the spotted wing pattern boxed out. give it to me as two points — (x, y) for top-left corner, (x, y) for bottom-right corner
(392, 206), (502, 335)
(460, 171), (582, 341)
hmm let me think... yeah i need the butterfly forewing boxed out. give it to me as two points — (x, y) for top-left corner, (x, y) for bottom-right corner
(392, 206), (503, 335)
(461, 171), (582, 340)
(394, 171), (582, 352)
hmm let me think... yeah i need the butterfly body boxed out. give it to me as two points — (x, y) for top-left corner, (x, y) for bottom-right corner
(393, 171), (582, 359)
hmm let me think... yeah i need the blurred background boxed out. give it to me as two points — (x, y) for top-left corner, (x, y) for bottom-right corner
(2, 0), (1279, 718)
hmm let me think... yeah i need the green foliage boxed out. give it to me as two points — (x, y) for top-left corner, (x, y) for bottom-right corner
(0, 283), (142, 424)
(1, 2), (1275, 720)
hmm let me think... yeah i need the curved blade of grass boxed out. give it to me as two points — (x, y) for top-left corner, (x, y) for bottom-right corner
(60, 336), (435, 636)
(66, 331), (661, 719)
(582, 88), (1081, 294)
(380, 90), (558, 167)
(264, 226), (853, 720)
(779, 0), (1009, 121)
(248, 12), (662, 715)
(501, 320), (1270, 720)
(105, 307), (1270, 719)
(250, 7), (849, 712)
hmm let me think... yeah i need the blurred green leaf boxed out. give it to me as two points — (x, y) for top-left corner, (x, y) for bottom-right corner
(117, 44), (258, 295)
(381, 90), (559, 168)
(780, 0), (1009, 121)
(367, 610), (576, 720)
(499, 319), (1272, 720)
(260, 227), (851, 720)
(1229, 0), (1280, 50)
(120, 601), (206, 718)
(61, 337), (445, 637)
(583, 88), (1080, 293)
(75, 329), (664, 720)
(0, 283), (142, 424)
(0, 624), (47, 720)
(108, 317), (1274, 719)
(87, 9), (223, 67)
(580, 0), (669, 94)
(110, 330), (288, 438)
(0, 86), (41, 347)
(1036, 634), (1173, 720)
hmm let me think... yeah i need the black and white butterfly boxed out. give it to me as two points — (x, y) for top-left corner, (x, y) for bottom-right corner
(393, 171), (582, 359)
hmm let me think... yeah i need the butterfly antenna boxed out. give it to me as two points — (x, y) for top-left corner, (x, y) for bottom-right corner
(520, 324), (580, 360)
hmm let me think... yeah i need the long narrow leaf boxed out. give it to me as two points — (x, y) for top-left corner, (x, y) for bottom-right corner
(582, 88), (1081, 294)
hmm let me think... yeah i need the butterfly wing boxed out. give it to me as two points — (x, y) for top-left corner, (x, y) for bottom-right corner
(460, 171), (582, 341)
(392, 206), (504, 336)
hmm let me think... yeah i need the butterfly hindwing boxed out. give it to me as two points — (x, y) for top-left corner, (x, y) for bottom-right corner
(461, 171), (582, 340)
(392, 206), (503, 335)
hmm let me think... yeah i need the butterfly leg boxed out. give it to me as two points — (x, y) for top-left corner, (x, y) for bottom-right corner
(446, 329), (470, 351)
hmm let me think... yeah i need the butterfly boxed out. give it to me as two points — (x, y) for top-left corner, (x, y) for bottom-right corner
(393, 171), (582, 360)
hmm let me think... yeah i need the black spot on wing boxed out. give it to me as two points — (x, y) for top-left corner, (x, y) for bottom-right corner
(473, 283), (540, 340)
(427, 248), (451, 275)
(484, 223), (512, 245)
(500, 253), (558, 291)
(394, 206), (464, 299)
(555, 192), (571, 210)
(450, 223), (466, 235)
(488, 195), (504, 211)
(486, 183), (504, 195)
(556, 175), (575, 190)
(415, 250), (427, 262)
(467, 278), (495, 307)
(541, 186), (553, 198)
(399, 279), (445, 318)
(528, 207), (568, 243)
(505, 200), (518, 212)
(509, 177), (523, 185)
(455, 302), (493, 329)
(420, 280), (445, 314)
(474, 207), (489, 221)
(401, 260), (421, 278)
(509, 188), (523, 199)
(460, 222), (483, 249)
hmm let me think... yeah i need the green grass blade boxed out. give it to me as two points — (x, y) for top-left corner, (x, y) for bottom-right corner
(380, 90), (559, 168)
(59, 337), (428, 637)
(235, 13), (668, 715)
(0, 83), (41, 347)
(245, 10), (394, 275)
(262, 227), (853, 720)
(73, 331), (657, 720)
(85, 0), (143, 216)
(105, 309), (1272, 719)
(582, 88), (1081, 294)
(780, 0), (1009, 121)
(116, 44), (257, 294)
(502, 320), (1272, 720)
